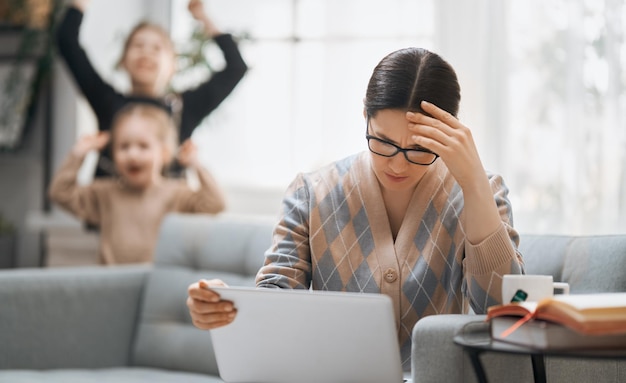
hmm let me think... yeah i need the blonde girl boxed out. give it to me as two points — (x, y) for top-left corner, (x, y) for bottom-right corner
(49, 103), (226, 264)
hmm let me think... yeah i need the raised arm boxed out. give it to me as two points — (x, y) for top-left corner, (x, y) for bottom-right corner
(179, 1), (248, 141)
(56, 3), (119, 124)
(187, 0), (221, 37)
(48, 133), (110, 224)
(407, 101), (524, 311)
(174, 139), (226, 213)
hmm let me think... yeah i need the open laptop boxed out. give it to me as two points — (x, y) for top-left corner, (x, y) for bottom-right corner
(209, 286), (410, 383)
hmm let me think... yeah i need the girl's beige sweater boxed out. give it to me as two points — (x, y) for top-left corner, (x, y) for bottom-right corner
(48, 154), (225, 264)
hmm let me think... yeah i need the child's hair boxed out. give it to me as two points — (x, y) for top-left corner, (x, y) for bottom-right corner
(110, 102), (178, 165)
(116, 21), (176, 68)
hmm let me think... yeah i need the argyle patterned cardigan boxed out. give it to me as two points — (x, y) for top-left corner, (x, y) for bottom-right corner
(256, 151), (524, 368)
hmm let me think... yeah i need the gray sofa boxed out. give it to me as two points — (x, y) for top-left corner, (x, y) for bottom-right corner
(0, 213), (274, 382)
(1, 213), (625, 382)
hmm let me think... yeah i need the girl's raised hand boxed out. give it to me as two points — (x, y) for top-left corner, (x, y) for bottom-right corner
(407, 101), (486, 190)
(72, 132), (110, 158)
(176, 139), (199, 168)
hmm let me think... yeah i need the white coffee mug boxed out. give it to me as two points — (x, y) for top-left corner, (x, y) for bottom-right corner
(501, 274), (570, 303)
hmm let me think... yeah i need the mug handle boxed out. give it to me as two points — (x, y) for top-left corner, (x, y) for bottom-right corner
(553, 282), (570, 295)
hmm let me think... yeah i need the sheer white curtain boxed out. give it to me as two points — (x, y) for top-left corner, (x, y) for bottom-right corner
(438, 0), (626, 235)
(172, 0), (626, 233)
(504, 0), (626, 234)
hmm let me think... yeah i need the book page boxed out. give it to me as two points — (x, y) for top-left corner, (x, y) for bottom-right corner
(550, 293), (626, 309)
(541, 293), (626, 321)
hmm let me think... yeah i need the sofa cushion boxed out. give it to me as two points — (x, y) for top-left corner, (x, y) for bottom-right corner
(131, 213), (274, 376)
(0, 266), (148, 369)
(519, 234), (626, 293)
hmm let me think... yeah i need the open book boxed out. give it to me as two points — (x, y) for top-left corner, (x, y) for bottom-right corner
(490, 316), (626, 350)
(487, 293), (626, 348)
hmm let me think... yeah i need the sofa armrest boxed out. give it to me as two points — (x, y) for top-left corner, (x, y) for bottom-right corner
(0, 265), (149, 369)
(411, 314), (534, 383)
(411, 314), (480, 382)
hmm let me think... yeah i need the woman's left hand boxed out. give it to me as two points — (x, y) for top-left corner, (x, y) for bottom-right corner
(407, 101), (486, 190)
(409, 101), (504, 243)
(187, 0), (221, 36)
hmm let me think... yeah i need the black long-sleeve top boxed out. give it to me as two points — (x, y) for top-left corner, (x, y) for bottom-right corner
(56, 7), (248, 174)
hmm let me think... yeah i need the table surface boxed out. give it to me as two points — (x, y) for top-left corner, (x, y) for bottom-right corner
(454, 321), (626, 359)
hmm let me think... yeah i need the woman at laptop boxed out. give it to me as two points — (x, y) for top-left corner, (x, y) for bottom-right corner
(187, 47), (524, 370)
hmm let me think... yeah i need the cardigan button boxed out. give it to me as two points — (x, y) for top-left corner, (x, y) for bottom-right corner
(384, 268), (398, 283)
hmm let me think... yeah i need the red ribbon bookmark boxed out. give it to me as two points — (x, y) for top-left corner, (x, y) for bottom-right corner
(499, 312), (534, 338)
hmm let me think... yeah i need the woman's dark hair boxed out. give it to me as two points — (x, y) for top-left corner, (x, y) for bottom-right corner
(364, 47), (460, 118)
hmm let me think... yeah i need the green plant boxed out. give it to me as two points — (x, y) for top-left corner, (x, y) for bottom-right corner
(177, 27), (215, 74)
(176, 27), (252, 76)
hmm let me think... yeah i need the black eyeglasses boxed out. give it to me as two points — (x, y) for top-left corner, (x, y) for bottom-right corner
(365, 117), (439, 166)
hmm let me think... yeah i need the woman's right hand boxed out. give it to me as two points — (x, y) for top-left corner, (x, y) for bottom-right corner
(187, 279), (237, 330)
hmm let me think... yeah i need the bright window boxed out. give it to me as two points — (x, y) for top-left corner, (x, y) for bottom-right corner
(170, 0), (435, 190)
(170, 0), (626, 234)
